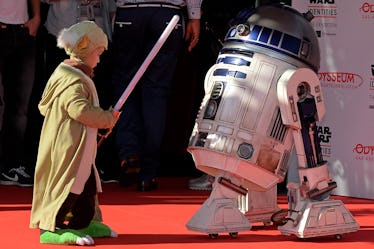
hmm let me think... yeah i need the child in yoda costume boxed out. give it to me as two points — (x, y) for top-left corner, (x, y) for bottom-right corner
(30, 21), (120, 246)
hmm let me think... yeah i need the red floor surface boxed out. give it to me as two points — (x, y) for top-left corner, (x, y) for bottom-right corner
(1, 177), (373, 249)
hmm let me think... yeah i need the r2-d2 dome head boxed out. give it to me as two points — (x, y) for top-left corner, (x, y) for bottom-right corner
(224, 3), (320, 72)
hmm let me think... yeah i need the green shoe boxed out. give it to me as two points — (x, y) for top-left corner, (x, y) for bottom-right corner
(78, 220), (117, 238)
(40, 229), (94, 245)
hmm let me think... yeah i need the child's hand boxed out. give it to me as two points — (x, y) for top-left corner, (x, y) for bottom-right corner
(111, 109), (121, 119)
(110, 108), (121, 126)
(107, 107), (121, 129)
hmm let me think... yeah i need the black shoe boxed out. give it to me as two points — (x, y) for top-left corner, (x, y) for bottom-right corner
(137, 178), (158, 192)
(0, 166), (33, 187)
(119, 157), (140, 187)
(99, 169), (119, 183)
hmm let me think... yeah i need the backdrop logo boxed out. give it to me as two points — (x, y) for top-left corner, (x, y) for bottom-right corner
(369, 65), (374, 109)
(307, 5), (337, 18)
(310, 0), (335, 4)
(353, 143), (374, 161)
(370, 64), (374, 88)
(360, 2), (374, 12)
(319, 72), (364, 89)
(360, 2), (374, 19)
(318, 125), (332, 157)
(308, 0), (337, 36)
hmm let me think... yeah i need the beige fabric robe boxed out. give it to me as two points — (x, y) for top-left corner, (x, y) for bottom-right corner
(30, 62), (116, 231)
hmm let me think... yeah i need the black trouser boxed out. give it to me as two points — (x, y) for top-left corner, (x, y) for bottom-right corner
(112, 7), (184, 181)
(0, 24), (36, 171)
(55, 169), (97, 230)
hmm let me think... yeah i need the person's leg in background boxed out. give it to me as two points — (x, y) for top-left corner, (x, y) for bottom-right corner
(112, 7), (183, 191)
(0, 24), (36, 187)
(23, 2), (50, 180)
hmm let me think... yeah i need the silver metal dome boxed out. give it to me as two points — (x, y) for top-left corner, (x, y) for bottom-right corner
(223, 4), (320, 72)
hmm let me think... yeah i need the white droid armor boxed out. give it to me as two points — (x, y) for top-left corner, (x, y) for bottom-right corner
(186, 4), (359, 239)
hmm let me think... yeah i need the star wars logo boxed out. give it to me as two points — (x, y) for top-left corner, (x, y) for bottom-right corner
(318, 126), (332, 157)
(370, 64), (374, 85)
(308, 0), (337, 34)
(353, 144), (374, 161)
(369, 65), (374, 108)
(310, 0), (335, 4)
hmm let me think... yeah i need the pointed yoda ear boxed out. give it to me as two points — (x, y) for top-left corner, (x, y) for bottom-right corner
(77, 35), (90, 50)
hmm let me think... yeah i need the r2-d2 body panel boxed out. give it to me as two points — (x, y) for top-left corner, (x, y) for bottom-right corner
(188, 4), (320, 191)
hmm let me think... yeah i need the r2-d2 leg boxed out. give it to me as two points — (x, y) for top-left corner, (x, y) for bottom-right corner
(186, 174), (251, 238)
(275, 68), (360, 238)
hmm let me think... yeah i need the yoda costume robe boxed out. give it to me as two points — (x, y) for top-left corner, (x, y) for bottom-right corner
(30, 62), (116, 232)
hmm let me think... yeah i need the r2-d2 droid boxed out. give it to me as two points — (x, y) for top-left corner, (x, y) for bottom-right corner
(186, 4), (359, 239)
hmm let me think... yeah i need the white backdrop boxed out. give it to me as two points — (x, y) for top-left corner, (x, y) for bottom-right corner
(291, 0), (374, 199)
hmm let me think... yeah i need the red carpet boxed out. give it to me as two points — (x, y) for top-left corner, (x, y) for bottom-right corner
(1, 177), (373, 248)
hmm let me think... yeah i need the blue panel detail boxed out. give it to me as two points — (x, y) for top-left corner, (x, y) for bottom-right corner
(249, 25), (261, 40)
(270, 30), (282, 46)
(213, 69), (247, 79)
(259, 27), (272, 43)
(213, 69), (228, 76)
(228, 27), (237, 38)
(281, 34), (301, 54)
(235, 71), (247, 78)
(217, 57), (251, 66)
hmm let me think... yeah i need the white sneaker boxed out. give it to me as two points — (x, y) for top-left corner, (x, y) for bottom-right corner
(0, 166), (33, 187)
(188, 174), (214, 191)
